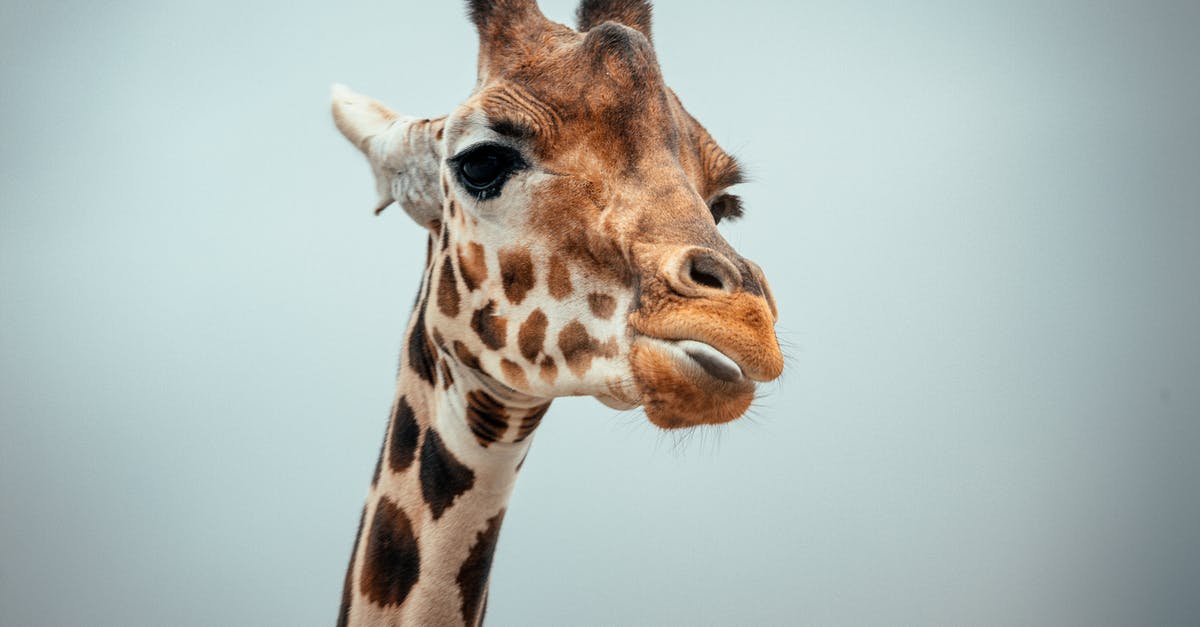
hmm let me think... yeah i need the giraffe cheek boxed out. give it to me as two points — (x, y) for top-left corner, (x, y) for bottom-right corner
(557, 320), (619, 379)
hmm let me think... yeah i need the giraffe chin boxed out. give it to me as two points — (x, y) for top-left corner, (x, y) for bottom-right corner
(630, 338), (757, 429)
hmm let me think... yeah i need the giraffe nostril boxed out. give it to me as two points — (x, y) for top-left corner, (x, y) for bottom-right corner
(683, 250), (735, 293)
(660, 246), (742, 297)
(689, 263), (724, 290)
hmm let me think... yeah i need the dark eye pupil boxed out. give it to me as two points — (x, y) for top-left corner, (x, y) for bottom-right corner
(453, 144), (524, 200)
(462, 152), (504, 186)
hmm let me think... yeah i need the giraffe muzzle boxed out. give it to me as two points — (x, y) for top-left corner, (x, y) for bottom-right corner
(623, 245), (783, 428)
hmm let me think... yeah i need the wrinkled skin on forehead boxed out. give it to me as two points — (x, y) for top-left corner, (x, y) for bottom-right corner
(337, 0), (783, 428)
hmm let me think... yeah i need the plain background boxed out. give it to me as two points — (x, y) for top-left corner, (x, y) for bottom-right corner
(2, 1), (1198, 625)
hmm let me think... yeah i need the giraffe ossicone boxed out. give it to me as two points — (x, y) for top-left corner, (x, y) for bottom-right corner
(333, 1), (784, 624)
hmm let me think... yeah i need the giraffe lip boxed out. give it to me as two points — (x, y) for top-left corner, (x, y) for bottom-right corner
(642, 337), (746, 383)
(677, 340), (745, 382)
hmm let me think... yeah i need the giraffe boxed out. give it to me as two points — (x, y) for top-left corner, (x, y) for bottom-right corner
(331, 1), (784, 624)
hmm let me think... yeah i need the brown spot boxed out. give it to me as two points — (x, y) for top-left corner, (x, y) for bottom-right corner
(439, 360), (455, 390)
(459, 242), (488, 292)
(517, 309), (548, 362)
(587, 293), (617, 319)
(514, 403), (549, 442)
(471, 301), (508, 350)
(419, 429), (476, 519)
(498, 247), (536, 305)
(360, 497), (420, 607)
(336, 507), (367, 627)
(437, 253), (460, 318)
(436, 125), (445, 141)
(454, 340), (482, 370)
(371, 415), (386, 487)
(466, 389), (510, 447)
(557, 320), (618, 377)
(456, 510), (505, 626)
(500, 358), (528, 390)
(547, 255), (573, 300)
(408, 306), (437, 385)
(388, 397), (420, 473)
(539, 356), (558, 384)
(447, 198), (457, 217)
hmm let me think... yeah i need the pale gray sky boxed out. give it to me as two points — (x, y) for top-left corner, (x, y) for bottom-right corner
(2, 1), (1198, 625)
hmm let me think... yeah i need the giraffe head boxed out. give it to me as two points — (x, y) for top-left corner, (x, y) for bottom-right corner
(333, 0), (783, 429)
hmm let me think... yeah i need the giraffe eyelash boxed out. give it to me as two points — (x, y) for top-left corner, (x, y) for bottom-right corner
(708, 193), (744, 224)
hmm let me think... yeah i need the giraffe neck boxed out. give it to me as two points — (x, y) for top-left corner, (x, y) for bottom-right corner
(338, 249), (550, 627)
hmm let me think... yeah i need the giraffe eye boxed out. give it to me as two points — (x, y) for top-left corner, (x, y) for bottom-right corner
(451, 143), (524, 201)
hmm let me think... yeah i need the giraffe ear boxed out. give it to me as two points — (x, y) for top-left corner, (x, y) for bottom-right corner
(331, 84), (445, 229)
(576, 0), (653, 42)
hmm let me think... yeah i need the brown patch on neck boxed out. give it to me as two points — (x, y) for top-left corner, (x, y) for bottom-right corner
(498, 247), (536, 306)
(359, 497), (421, 607)
(557, 320), (619, 377)
(587, 292), (617, 319)
(546, 255), (573, 300)
(459, 242), (489, 291)
(470, 301), (508, 350)
(513, 403), (549, 442)
(419, 429), (476, 519)
(465, 389), (510, 447)
(336, 507), (367, 627)
(408, 304), (438, 384)
(456, 509), (506, 627)
(388, 397), (420, 473)
(437, 253), (461, 318)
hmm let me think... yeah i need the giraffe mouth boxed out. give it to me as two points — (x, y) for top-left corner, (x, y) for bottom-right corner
(628, 336), (758, 429)
(645, 338), (745, 383)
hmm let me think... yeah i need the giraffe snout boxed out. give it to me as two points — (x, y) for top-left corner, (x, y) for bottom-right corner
(623, 243), (783, 427)
(630, 244), (783, 384)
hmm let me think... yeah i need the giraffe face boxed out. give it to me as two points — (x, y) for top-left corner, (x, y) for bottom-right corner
(334, 0), (783, 428)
